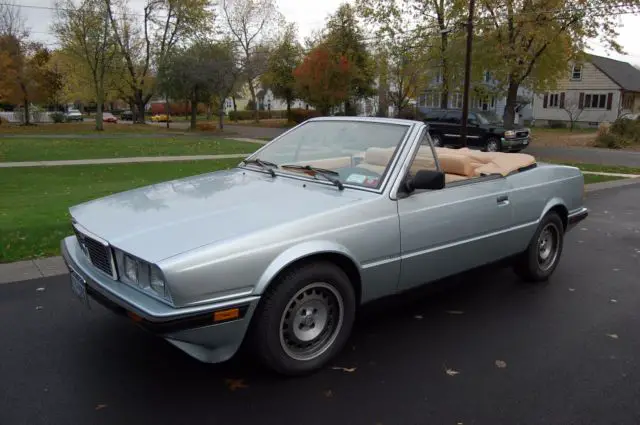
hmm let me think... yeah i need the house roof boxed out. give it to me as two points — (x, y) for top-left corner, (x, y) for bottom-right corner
(589, 54), (640, 92)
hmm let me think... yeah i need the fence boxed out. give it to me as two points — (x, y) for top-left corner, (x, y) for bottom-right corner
(0, 111), (55, 124)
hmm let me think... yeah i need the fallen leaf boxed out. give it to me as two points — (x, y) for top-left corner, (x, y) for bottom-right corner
(95, 404), (107, 411)
(606, 333), (619, 339)
(495, 360), (507, 368)
(445, 368), (460, 376)
(414, 314), (423, 320)
(610, 299), (618, 303)
(36, 287), (45, 292)
(568, 288), (576, 292)
(323, 390), (333, 398)
(446, 310), (464, 315)
(224, 379), (248, 391)
(577, 240), (584, 243)
(35, 306), (43, 310)
(613, 268), (620, 272)
(331, 366), (357, 373)
(580, 227), (588, 231)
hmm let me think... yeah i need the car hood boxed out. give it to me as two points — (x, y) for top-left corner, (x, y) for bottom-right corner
(70, 168), (372, 263)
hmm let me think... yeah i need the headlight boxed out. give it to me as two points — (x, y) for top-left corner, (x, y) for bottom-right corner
(123, 254), (139, 283)
(504, 130), (516, 138)
(149, 265), (166, 297)
(113, 249), (171, 302)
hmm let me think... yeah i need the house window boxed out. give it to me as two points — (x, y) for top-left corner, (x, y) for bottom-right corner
(571, 65), (582, 80)
(622, 93), (634, 110)
(584, 94), (607, 109)
(484, 71), (491, 83)
(421, 91), (441, 108)
(450, 93), (463, 108)
(548, 93), (561, 108)
(434, 70), (442, 84)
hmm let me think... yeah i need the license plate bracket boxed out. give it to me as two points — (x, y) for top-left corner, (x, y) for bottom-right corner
(70, 269), (91, 309)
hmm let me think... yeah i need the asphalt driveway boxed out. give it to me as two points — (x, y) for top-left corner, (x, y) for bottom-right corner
(1, 183), (639, 425)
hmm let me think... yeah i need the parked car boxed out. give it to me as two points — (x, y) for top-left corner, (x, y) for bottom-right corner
(61, 116), (587, 376)
(65, 109), (83, 122)
(421, 108), (531, 152)
(150, 114), (172, 122)
(102, 112), (118, 123)
(120, 110), (133, 121)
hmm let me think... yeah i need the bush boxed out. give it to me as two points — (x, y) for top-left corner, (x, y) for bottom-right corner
(51, 112), (65, 123)
(547, 120), (567, 129)
(594, 132), (630, 149)
(245, 99), (256, 111)
(228, 109), (288, 121)
(289, 108), (322, 124)
(396, 109), (424, 121)
(195, 122), (217, 131)
(609, 117), (640, 143)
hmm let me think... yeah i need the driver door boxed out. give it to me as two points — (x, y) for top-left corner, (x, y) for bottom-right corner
(397, 131), (515, 290)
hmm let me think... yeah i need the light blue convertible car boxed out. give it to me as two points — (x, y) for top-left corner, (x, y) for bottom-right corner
(61, 117), (588, 375)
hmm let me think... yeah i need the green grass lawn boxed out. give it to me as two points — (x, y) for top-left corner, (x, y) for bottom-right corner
(582, 174), (626, 184)
(0, 159), (240, 263)
(0, 122), (189, 134)
(0, 136), (260, 162)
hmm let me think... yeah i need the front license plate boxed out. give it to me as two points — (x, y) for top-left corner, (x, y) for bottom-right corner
(70, 269), (90, 309)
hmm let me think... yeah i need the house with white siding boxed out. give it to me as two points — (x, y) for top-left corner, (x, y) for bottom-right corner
(416, 70), (534, 124)
(532, 54), (640, 127)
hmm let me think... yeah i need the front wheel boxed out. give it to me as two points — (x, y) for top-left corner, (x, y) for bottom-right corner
(485, 137), (501, 152)
(250, 261), (356, 376)
(513, 212), (564, 282)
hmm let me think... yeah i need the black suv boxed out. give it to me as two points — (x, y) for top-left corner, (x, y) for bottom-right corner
(421, 109), (531, 152)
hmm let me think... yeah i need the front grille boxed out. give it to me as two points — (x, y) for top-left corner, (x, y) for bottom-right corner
(516, 131), (529, 138)
(74, 227), (115, 278)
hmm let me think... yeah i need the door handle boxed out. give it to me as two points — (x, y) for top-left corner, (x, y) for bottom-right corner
(497, 195), (509, 205)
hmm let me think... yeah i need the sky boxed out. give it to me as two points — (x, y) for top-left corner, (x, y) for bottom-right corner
(11, 0), (640, 67)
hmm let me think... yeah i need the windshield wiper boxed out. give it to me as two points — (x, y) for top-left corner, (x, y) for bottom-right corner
(280, 164), (344, 190)
(242, 158), (277, 177)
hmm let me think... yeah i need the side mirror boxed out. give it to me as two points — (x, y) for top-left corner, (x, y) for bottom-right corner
(405, 169), (445, 192)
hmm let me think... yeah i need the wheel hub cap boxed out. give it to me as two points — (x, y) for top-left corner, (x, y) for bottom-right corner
(537, 224), (559, 270)
(279, 282), (344, 361)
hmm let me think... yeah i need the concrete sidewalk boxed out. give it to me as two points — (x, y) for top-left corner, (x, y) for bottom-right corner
(0, 153), (251, 168)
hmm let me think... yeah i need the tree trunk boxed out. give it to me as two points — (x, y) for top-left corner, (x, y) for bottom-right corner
(440, 29), (449, 109)
(165, 96), (170, 129)
(232, 96), (237, 111)
(190, 91), (198, 130)
(503, 78), (519, 129)
(23, 96), (30, 125)
(219, 105), (224, 130)
(95, 86), (104, 131)
(206, 102), (213, 121)
(286, 98), (292, 122)
(248, 82), (259, 123)
(135, 89), (146, 124)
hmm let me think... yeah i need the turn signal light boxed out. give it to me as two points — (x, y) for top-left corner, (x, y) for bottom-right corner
(127, 311), (143, 322)
(213, 308), (240, 322)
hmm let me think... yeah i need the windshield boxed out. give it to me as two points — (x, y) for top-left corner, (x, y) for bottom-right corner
(243, 120), (411, 190)
(475, 111), (503, 125)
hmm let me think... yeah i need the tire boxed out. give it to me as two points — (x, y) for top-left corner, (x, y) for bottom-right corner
(431, 134), (444, 147)
(485, 137), (501, 152)
(513, 212), (564, 282)
(250, 261), (356, 376)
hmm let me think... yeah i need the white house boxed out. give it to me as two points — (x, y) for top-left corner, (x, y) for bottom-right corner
(532, 54), (640, 127)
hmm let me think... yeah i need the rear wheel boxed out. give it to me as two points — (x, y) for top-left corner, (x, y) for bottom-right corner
(513, 212), (564, 282)
(250, 261), (356, 376)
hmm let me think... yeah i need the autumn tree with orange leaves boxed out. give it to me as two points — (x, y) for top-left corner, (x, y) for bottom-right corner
(293, 46), (352, 115)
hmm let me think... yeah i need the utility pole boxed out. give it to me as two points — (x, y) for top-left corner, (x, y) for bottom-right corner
(460, 0), (475, 147)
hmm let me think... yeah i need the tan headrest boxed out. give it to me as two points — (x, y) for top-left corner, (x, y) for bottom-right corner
(437, 153), (475, 177)
(365, 147), (395, 166)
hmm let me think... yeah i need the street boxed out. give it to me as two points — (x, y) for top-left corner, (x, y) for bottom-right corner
(1, 183), (639, 425)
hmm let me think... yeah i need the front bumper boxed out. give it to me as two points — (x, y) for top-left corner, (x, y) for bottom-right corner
(61, 236), (260, 363)
(501, 136), (530, 151)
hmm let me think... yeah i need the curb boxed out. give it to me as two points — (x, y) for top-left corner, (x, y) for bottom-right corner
(2, 178), (639, 285)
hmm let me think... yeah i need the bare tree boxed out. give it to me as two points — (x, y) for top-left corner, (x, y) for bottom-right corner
(222, 0), (282, 122)
(54, 0), (118, 130)
(0, 1), (28, 39)
(105, 0), (214, 123)
(561, 94), (584, 132)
